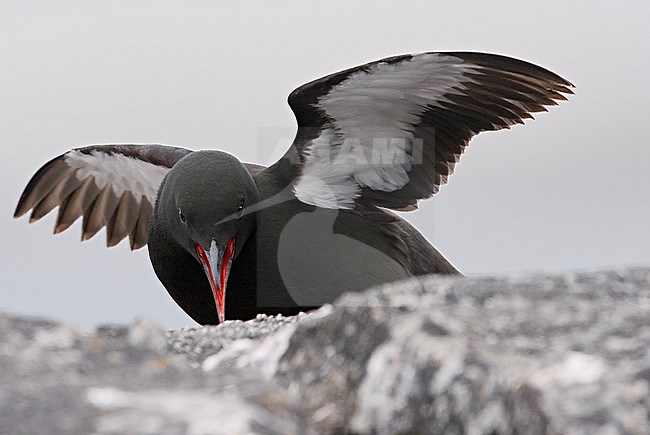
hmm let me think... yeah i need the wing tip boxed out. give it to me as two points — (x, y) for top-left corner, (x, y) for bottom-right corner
(106, 236), (122, 248)
(13, 207), (27, 220)
(129, 238), (146, 251)
(81, 227), (99, 242)
(395, 203), (419, 212)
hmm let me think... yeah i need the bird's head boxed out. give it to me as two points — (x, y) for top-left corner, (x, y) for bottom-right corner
(157, 150), (259, 323)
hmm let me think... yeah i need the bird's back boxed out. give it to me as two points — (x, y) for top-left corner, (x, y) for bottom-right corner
(252, 168), (458, 311)
(390, 214), (460, 276)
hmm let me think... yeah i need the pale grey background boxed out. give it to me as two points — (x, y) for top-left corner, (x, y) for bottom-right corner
(1, 1), (648, 328)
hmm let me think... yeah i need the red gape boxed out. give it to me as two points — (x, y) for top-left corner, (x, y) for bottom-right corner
(194, 237), (236, 323)
(221, 238), (236, 293)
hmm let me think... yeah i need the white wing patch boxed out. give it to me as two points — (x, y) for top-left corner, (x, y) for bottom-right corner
(293, 53), (475, 209)
(294, 127), (361, 209)
(65, 149), (169, 202)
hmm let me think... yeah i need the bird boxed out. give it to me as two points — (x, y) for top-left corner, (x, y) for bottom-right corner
(14, 51), (573, 325)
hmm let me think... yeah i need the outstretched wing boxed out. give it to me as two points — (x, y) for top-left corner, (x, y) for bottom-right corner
(287, 52), (574, 210)
(14, 144), (193, 250)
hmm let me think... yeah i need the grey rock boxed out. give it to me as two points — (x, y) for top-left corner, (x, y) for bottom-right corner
(1, 268), (649, 434)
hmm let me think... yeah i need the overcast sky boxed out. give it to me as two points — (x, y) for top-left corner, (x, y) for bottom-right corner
(1, 1), (648, 329)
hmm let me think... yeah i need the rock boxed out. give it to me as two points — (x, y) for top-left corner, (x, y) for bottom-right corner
(1, 268), (649, 434)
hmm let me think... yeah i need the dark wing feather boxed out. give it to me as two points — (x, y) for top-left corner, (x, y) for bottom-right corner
(282, 51), (573, 210)
(15, 144), (192, 249)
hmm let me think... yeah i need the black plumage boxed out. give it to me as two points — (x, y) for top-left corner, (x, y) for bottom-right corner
(14, 52), (572, 324)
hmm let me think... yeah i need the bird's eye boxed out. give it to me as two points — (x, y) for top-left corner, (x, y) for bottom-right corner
(236, 197), (245, 220)
(179, 209), (187, 225)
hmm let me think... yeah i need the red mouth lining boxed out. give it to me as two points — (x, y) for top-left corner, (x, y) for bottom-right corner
(194, 237), (236, 324)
